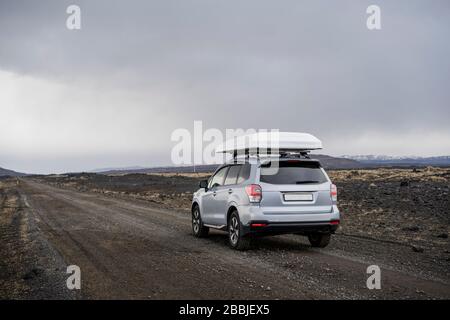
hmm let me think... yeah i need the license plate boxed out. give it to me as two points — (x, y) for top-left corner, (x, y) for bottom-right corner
(283, 193), (313, 201)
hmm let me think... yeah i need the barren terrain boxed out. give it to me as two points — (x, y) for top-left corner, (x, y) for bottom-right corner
(0, 167), (449, 299)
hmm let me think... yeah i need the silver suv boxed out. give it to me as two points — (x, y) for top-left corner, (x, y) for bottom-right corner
(191, 156), (340, 250)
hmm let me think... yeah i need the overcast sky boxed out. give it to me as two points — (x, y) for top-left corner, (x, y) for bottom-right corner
(1, 0), (449, 173)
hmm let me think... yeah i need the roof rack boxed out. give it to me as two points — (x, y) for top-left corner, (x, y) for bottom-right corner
(231, 149), (311, 160)
(279, 151), (311, 159)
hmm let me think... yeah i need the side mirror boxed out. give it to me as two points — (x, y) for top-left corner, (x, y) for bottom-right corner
(199, 180), (208, 189)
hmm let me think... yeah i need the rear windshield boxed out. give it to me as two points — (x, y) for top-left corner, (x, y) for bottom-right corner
(259, 161), (327, 185)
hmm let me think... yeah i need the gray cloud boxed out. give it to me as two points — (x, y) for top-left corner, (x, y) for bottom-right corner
(1, 0), (449, 173)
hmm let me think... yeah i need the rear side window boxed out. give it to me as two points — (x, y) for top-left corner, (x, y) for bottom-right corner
(237, 164), (251, 184)
(224, 165), (241, 185)
(260, 161), (327, 185)
(209, 166), (229, 188)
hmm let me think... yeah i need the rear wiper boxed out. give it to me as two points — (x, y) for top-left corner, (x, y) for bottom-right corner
(295, 180), (320, 184)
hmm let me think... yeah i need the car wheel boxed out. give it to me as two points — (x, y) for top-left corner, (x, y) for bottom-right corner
(308, 233), (331, 248)
(192, 206), (209, 238)
(228, 211), (251, 250)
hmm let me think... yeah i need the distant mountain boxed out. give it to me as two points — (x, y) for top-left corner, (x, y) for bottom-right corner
(341, 155), (450, 166)
(0, 167), (27, 177)
(95, 155), (363, 175)
(311, 154), (364, 169)
(97, 164), (219, 175)
(91, 166), (148, 173)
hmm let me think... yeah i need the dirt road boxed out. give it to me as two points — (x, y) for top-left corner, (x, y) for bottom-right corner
(1, 178), (449, 299)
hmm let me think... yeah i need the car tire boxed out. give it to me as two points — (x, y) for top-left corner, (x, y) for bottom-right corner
(228, 211), (251, 250)
(192, 206), (209, 238)
(308, 233), (331, 248)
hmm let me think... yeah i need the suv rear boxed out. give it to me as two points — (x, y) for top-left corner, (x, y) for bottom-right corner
(191, 156), (340, 250)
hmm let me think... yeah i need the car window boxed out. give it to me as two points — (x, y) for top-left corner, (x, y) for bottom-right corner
(236, 164), (251, 184)
(260, 161), (327, 185)
(208, 166), (229, 188)
(224, 165), (241, 185)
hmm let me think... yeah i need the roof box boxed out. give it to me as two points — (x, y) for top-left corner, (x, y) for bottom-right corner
(215, 131), (322, 154)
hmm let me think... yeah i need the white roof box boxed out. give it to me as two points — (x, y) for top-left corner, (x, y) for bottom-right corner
(216, 131), (322, 154)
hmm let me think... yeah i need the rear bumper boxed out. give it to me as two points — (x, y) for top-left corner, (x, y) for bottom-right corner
(242, 220), (339, 236)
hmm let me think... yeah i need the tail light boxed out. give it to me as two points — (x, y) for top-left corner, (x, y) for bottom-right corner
(330, 184), (337, 202)
(251, 223), (267, 228)
(245, 184), (262, 203)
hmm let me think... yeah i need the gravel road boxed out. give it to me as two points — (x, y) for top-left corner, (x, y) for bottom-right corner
(1, 178), (449, 299)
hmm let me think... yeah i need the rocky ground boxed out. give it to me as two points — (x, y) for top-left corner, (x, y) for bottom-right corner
(332, 168), (449, 256)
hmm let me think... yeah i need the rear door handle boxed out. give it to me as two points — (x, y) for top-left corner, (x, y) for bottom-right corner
(228, 189), (233, 194)
(213, 191), (217, 196)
